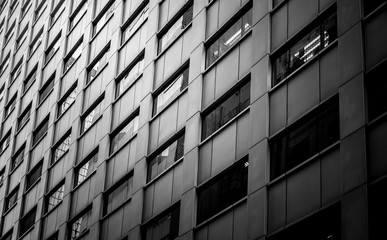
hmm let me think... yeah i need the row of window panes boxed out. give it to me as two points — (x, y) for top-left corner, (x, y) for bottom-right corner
(53, 134), (71, 163)
(270, 95), (340, 180)
(147, 134), (185, 182)
(206, 9), (252, 67)
(272, 10), (337, 87)
(153, 67), (188, 116)
(202, 80), (250, 140)
(116, 53), (144, 97)
(158, 4), (193, 54)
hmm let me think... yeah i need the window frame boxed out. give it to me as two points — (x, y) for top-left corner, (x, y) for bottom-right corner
(10, 58), (23, 84)
(109, 109), (139, 155)
(86, 42), (110, 85)
(4, 20), (16, 45)
(68, 0), (87, 31)
(143, 203), (180, 240)
(32, 115), (49, 146)
(4, 92), (17, 118)
(57, 82), (77, 118)
(0, 130), (11, 153)
(45, 31), (61, 64)
(91, 0), (115, 37)
(38, 72), (55, 105)
(33, 0), (46, 23)
(4, 185), (19, 212)
(29, 27), (43, 57)
(80, 93), (104, 134)
(51, 130), (71, 165)
(74, 148), (98, 188)
(120, 0), (149, 46)
(0, 52), (11, 75)
(25, 160), (43, 191)
(10, 143), (25, 172)
(19, 206), (37, 237)
(17, 103), (32, 132)
(49, 0), (65, 26)
(23, 65), (37, 94)
(15, 23), (28, 50)
(45, 180), (65, 213)
(69, 206), (92, 240)
(63, 37), (83, 74)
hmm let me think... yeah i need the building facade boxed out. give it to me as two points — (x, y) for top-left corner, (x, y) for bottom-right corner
(0, 0), (385, 239)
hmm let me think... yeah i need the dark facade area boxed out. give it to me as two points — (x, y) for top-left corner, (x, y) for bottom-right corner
(0, 0), (385, 239)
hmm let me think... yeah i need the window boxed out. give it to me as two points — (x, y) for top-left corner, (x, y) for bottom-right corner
(0, 168), (5, 185)
(16, 24), (28, 49)
(21, 0), (31, 17)
(2, 230), (12, 240)
(17, 104), (31, 131)
(116, 52), (144, 97)
(10, 59), (23, 83)
(29, 29), (43, 56)
(272, 9), (337, 87)
(0, 52), (10, 75)
(4, 94), (17, 117)
(47, 232), (59, 240)
(45, 32), (61, 63)
(86, 44), (110, 84)
(50, 0), (64, 25)
(366, 59), (387, 121)
(153, 65), (189, 116)
(81, 97), (103, 133)
(26, 162), (42, 190)
(0, 131), (11, 153)
(206, 8), (252, 67)
(144, 204), (180, 240)
(364, 0), (387, 16)
(46, 183), (64, 212)
(70, 209), (92, 240)
(270, 95), (340, 180)
(202, 80), (250, 140)
(34, 0), (45, 21)
(0, 18), (4, 32)
(23, 67), (37, 93)
(5, 187), (18, 211)
(110, 114), (139, 154)
(69, 0), (86, 30)
(64, 39), (82, 72)
(52, 133), (71, 163)
(0, 84), (4, 101)
(9, 0), (18, 14)
(197, 158), (248, 224)
(147, 133), (185, 182)
(268, 203), (341, 240)
(39, 73), (55, 104)
(0, 0), (6, 13)
(4, 21), (15, 44)
(104, 172), (133, 215)
(92, 1), (115, 37)
(19, 207), (36, 236)
(58, 86), (77, 116)
(74, 150), (98, 187)
(158, 3), (193, 54)
(11, 145), (24, 171)
(32, 116), (49, 145)
(369, 178), (387, 240)
(121, 1), (149, 44)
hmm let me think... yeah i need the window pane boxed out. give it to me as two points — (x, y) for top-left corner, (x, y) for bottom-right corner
(26, 164), (42, 189)
(59, 88), (76, 116)
(64, 43), (82, 72)
(20, 209), (36, 236)
(93, 3), (115, 36)
(71, 210), (92, 240)
(75, 153), (98, 186)
(146, 205), (180, 240)
(197, 159), (248, 224)
(105, 175), (133, 214)
(53, 134), (71, 163)
(47, 184), (64, 211)
(116, 55), (144, 97)
(18, 107), (31, 130)
(39, 78), (55, 103)
(121, 3), (149, 44)
(87, 47), (110, 84)
(110, 116), (139, 154)
(81, 100), (103, 133)
(33, 119), (49, 145)
(367, 60), (387, 121)
(11, 148), (24, 170)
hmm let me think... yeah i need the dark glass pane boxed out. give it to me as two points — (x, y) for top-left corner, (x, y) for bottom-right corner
(33, 119), (49, 145)
(110, 116), (139, 154)
(20, 209), (36, 236)
(26, 164), (42, 189)
(105, 176), (133, 214)
(197, 159), (248, 224)
(367, 60), (387, 121)
(369, 178), (387, 240)
(39, 78), (55, 103)
(146, 205), (180, 240)
(53, 134), (71, 163)
(11, 149), (25, 170)
(364, 0), (387, 16)
(318, 98), (340, 150)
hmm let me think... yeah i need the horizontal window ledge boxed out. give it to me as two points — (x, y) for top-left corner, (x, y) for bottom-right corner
(367, 111), (387, 128)
(19, 225), (35, 239)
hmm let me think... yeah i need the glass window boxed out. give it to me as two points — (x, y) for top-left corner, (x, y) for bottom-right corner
(121, 2), (149, 44)
(158, 4), (193, 54)
(270, 95), (339, 180)
(0, 52), (10, 74)
(33, 117), (49, 145)
(366, 59), (387, 121)
(26, 162), (42, 190)
(69, 0), (87, 29)
(0, 131), (11, 153)
(47, 184), (64, 212)
(0, 168), (5, 185)
(4, 21), (15, 44)
(58, 87), (76, 116)
(153, 66), (189, 116)
(206, 9), (252, 67)
(64, 40), (82, 72)
(70, 209), (92, 240)
(34, 0), (45, 21)
(23, 67), (37, 93)
(11, 146), (24, 171)
(202, 80), (250, 140)
(21, 0), (31, 17)
(75, 151), (98, 187)
(87, 45), (110, 84)
(17, 106), (31, 131)
(272, 10), (337, 87)
(53, 133), (71, 163)
(369, 178), (387, 240)
(104, 173), (133, 215)
(116, 53), (144, 97)
(0, 0), (7, 13)
(110, 115), (139, 154)
(197, 158), (248, 224)
(145, 205), (180, 240)
(50, 0), (64, 25)
(147, 134), (185, 182)
(30, 29), (43, 56)
(364, 0), (387, 16)
(81, 99), (103, 133)
(10, 60), (22, 83)
(39, 74), (55, 104)
(0, 18), (4, 32)
(9, 0), (18, 14)
(0, 85), (3, 101)
(16, 25), (28, 49)
(2, 230), (12, 240)
(19, 208), (36, 236)
(93, 2), (115, 36)
(5, 187), (18, 211)
(45, 33), (61, 63)
(269, 203), (341, 240)
(4, 94), (17, 117)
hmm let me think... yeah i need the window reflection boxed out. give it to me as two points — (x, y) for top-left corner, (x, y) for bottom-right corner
(53, 134), (71, 163)
(110, 116), (139, 154)
(47, 184), (64, 211)
(59, 88), (76, 116)
(116, 55), (144, 97)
